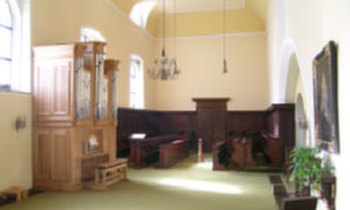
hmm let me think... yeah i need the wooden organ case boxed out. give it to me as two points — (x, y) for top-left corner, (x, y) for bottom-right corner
(33, 42), (120, 191)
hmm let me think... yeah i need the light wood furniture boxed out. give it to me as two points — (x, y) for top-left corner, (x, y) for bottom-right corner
(33, 42), (120, 191)
(86, 158), (128, 190)
(1, 186), (28, 201)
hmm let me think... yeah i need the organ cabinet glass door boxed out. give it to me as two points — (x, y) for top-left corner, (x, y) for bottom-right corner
(75, 45), (91, 119)
(104, 59), (120, 121)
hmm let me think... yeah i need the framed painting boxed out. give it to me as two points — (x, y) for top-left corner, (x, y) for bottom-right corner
(313, 41), (339, 153)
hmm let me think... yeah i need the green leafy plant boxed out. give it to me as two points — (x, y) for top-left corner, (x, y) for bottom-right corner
(289, 147), (334, 193)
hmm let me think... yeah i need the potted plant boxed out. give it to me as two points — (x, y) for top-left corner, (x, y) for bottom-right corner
(289, 147), (333, 196)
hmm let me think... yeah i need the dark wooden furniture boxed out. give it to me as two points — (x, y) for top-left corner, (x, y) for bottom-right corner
(192, 98), (229, 152)
(158, 139), (189, 168)
(265, 104), (295, 172)
(321, 176), (336, 210)
(117, 108), (196, 157)
(129, 134), (187, 168)
(117, 103), (295, 172)
(282, 197), (318, 210)
(268, 175), (318, 210)
(212, 141), (225, 170)
(33, 42), (120, 191)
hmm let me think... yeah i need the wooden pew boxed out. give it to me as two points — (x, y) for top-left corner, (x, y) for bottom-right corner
(129, 134), (187, 168)
(282, 196), (318, 210)
(158, 139), (189, 168)
(268, 175), (318, 210)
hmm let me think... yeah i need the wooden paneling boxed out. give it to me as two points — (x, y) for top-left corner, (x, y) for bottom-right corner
(226, 111), (266, 134)
(53, 64), (72, 117)
(117, 104), (295, 172)
(193, 98), (229, 152)
(154, 111), (196, 135)
(35, 131), (51, 179)
(51, 130), (71, 181)
(34, 58), (74, 122)
(34, 129), (72, 182)
(265, 104), (295, 168)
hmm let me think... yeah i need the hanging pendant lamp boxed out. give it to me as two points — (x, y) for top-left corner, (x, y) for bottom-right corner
(148, 0), (180, 80)
(222, 0), (228, 74)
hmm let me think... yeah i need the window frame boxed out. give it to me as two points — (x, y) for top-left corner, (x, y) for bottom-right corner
(0, 0), (30, 93)
(0, 0), (14, 90)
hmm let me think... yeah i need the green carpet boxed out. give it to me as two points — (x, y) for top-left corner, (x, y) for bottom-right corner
(2, 154), (278, 210)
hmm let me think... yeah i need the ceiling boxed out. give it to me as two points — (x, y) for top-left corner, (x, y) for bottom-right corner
(153, 0), (246, 13)
(110, 0), (268, 37)
(111, 0), (267, 15)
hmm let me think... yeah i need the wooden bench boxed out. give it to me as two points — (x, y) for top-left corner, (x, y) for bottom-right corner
(158, 139), (189, 168)
(1, 186), (28, 202)
(86, 158), (128, 190)
(129, 134), (188, 168)
(282, 196), (318, 210)
(268, 175), (318, 210)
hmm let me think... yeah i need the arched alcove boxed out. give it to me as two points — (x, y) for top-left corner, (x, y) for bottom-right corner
(285, 54), (299, 103)
(295, 93), (308, 147)
(283, 51), (309, 148)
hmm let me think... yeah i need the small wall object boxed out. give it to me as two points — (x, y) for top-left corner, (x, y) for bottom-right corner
(14, 115), (26, 132)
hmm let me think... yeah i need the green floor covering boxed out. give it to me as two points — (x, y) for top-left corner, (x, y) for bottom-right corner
(2, 155), (278, 210)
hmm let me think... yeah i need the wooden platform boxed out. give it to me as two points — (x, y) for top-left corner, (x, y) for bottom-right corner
(1, 186), (28, 202)
(85, 158), (128, 190)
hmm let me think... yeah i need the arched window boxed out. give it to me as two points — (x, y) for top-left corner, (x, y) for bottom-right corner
(0, 0), (14, 89)
(129, 55), (144, 109)
(130, 1), (156, 28)
(80, 27), (106, 42)
(0, 0), (29, 92)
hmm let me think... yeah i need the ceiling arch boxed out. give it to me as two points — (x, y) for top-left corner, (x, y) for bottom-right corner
(111, 0), (268, 37)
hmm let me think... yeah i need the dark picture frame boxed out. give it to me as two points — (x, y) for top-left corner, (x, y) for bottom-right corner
(313, 41), (339, 153)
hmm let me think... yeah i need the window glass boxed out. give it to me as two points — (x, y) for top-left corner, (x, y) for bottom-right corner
(0, 60), (11, 86)
(80, 27), (106, 42)
(0, 27), (12, 58)
(0, 0), (13, 27)
(0, 0), (13, 88)
(130, 1), (156, 28)
(129, 55), (144, 109)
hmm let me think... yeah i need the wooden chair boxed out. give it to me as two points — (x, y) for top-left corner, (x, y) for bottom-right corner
(282, 196), (318, 210)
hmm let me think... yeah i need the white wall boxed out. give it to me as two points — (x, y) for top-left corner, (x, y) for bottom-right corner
(268, 0), (350, 209)
(0, 93), (32, 191)
(154, 33), (270, 111)
(32, 0), (156, 109)
(0, 0), (32, 192)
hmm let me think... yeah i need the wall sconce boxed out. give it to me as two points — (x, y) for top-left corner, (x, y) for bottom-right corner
(15, 115), (26, 132)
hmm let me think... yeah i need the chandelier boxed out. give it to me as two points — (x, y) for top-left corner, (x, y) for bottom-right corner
(148, 0), (180, 80)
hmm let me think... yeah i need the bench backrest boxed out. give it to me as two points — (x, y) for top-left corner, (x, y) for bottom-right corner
(282, 196), (318, 210)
